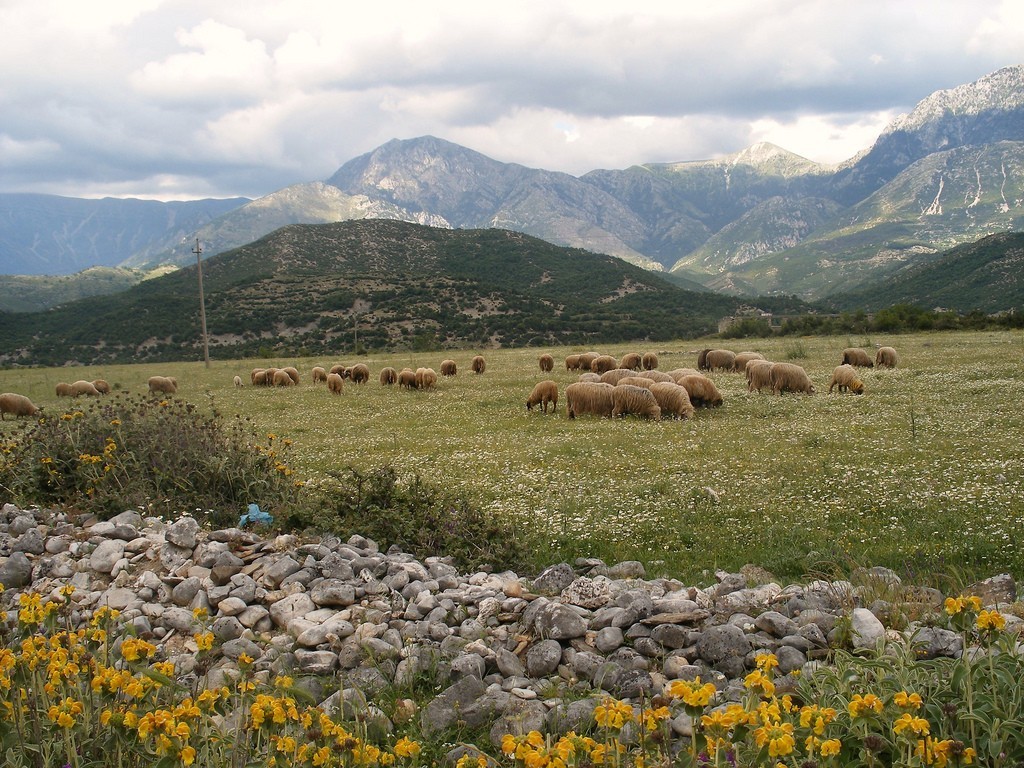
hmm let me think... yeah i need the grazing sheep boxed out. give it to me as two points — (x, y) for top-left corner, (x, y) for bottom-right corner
(0, 392), (41, 420)
(769, 362), (816, 394)
(638, 370), (675, 383)
(273, 369), (295, 387)
(590, 354), (618, 374)
(398, 368), (417, 389)
(619, 352), (642, 371)
(666, 368), (700, 382)
(577, 352), (600, 371)
(841, 348), (874, 367)
(326, 373), (344, 394)
(70, 380), (101, 397)
(641, 351), (659, 371)
(578, 372), (602, 383)
(147, 376), (177, 395)
(565, 381), (615, 419)
(538, 353), (554, 373)
(346, 363), (370, 384)
(471, 355), (486, 374)
(745, 359), (775, 393)
(649, 381), (694, 420)
(678, 374), (724, 408)
(565, 354), (581, 371)
(732, 352), (765, 372)
(252, 370), (269, 387)
(876, 346), (898, 368)
(828, 364), (865, 395)
(233, 375), (243, 388)
(379, 367), (398, 385)
(599, 368), (636, 385)
(611, 384), (662, 420)
(312, 366), (328, 384)
(702, 349), (737, 371)
(263, 368), (279, 385)
(440, 359), (457, 377)
(251, 368), (264, 385)
(415, 367), (437, 390)
(696, 349), (711, 370)
(616, 376), (654, 389)
(526, 380), (559, 413)
(91, 379), (111, 394)
(282, 366), (300, 385)
(55, 382), (74, 397)
(329, 364), (347, 376)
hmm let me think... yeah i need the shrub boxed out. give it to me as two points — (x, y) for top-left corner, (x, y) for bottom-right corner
(294, 465), (531, 572)
(0, 392), (302, 527)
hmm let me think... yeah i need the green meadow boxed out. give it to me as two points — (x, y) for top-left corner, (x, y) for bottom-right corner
(2, 329), (1023, 586)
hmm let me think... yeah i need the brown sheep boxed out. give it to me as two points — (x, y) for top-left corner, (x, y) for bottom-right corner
(590, 354), (618, 374)
(578, 372), (602, 383)
(92, 379), (111, 394)
(55, 382), (74, 397)
(526, 380), (559, 413)
(326, 373), (344, 394)
(379, 367), (398, 385)
(471, 355), (486, 374)
(440, 359), (457, 377)
(312, 366), (328, 384)
(619, 352), (642, 371)
(649, 381), (694, 420)
(842, 348), (874, 367)
(0, 392), (41, 420)
(282, 366), (300, 385)
(702, 349), (737, 372)
(611, 384), (661, 420)
(876, 346), (898, 368)
(769, 362), (816, 394)
(263, 367), (279, 385)
(696, 349), (711, 370)
(599, 368), (636, 385)
(565, 354), (581, 371)
(828, 364), (865, 395)
(329, 364), (347, 376)
(745, 359), (775, 393)
(678, 374), (724, 408)
(252, 370), (269, 387)
(616, 376), (654, 389)
(415, 367), (438, 390)
(577, 352), (600, 371)
(666, 368), (700, 382)
(71, 380), (101, 397)
(147, 376), (177, 395)
(233, 375), (243, 388)
(637, 370), (675, 383)
(398, 368), (417, 389)
(346, 363), (370, 384)
(732, 352), (765, 372)
(251, 368), (264, 385)
(641, 351), (659, 370)
(538, 353), (554, 373)
(273, 369), (295, 387)
(565, 381), (615, 419)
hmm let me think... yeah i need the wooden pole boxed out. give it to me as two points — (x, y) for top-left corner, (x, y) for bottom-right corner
(193, 238), (210, 368)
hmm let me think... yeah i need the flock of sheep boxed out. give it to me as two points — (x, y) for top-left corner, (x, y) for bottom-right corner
(0, 343), (899, 425)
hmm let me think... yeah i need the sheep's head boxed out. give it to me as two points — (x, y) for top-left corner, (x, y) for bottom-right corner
(851, 380), (865, 394)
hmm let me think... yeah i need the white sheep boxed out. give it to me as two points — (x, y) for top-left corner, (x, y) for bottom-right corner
(233, 375), (243, 388)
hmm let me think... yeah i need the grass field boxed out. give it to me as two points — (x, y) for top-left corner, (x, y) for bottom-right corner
(2, 329), (1023, 586)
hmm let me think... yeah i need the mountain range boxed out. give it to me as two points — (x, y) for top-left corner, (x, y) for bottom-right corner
(1, 65), (1023, 308)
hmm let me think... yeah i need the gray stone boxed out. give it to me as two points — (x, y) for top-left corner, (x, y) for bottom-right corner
(269, 592), (316, 628)
(561, 577), (611, 609)
(294, 649), (338, 674)
(171, 577), (202, 606)
(851, 607), (886, 650)
(13, 528), (45, 555)
(754, 610), (798, 638)
(595, 626), (624, 653)
(534, 603), (587, 640)
(531, 563), (576, 595)
(165, 517), (200, 550)
(526, 639), (563, 677)
(309, 579), (357, 607)
(695, 624), (751, 675)
(420, 676), (488, 736)
(0, 552), (33, 588)
(90, 539), (126, 574)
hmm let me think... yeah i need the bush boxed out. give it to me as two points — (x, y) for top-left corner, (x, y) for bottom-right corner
(0, 392), (302, 527)
(294, 465), (531, 573)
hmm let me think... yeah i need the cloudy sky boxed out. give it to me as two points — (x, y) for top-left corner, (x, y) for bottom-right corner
(2, 0), (1021, 201)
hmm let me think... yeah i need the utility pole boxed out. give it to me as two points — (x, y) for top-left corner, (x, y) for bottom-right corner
(193, 238), (210, 368)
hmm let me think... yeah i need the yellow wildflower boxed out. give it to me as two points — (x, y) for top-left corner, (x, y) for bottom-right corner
(894, 691), (923, 710)
(754, 721), (795, 757)
(848, 693), (884, 718)
(894, 713), (930, 738)
(976, 609), (1006, 632)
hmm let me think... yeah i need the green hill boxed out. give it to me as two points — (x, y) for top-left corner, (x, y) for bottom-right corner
(0, 220), (742, 367)
(828, 231), (1024, 313)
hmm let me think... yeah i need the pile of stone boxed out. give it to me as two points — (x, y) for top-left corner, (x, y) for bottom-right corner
(0, 502), (1019, 748)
